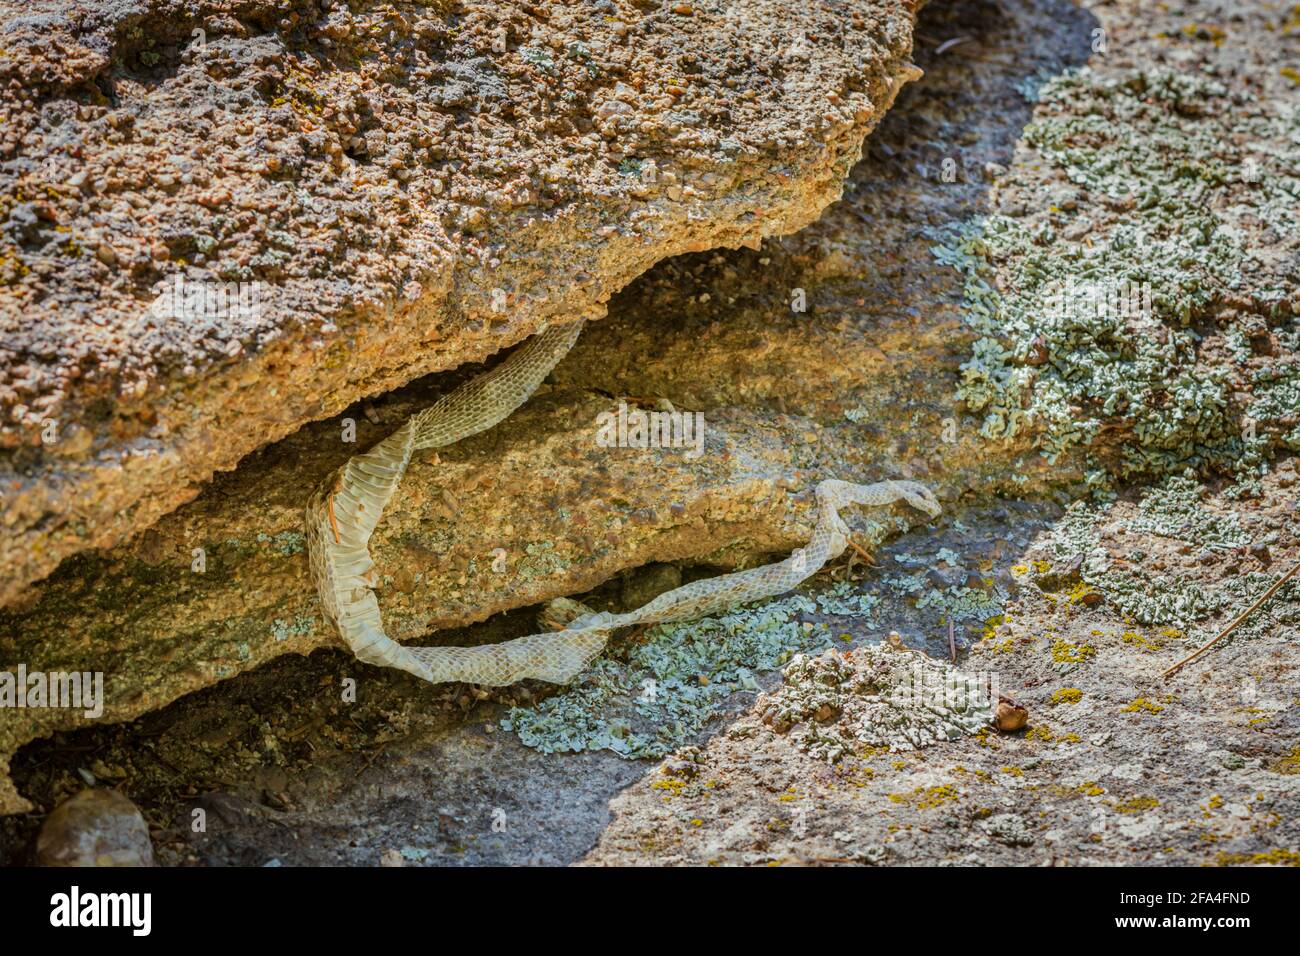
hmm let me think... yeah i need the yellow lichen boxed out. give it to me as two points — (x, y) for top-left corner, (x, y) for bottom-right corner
(1214, 848), (1300, 867)
(1121, 630), (1164, 652)
(1269, 747), (1300, 774)
(1064, 582), (1098, 605)
(1121, 697), (1165, 715)
(1050, 687), (1084, 706)
(651, 778), (687, 799)
(1112, 795), (1159, 814)
(1026, 725), (1081, 744)
(1051, 638), (1096, 664)
(1179, 22), (1227, 45)
(888, 785), (960, 810)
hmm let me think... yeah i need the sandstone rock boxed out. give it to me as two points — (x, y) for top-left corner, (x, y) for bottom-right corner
(0, 0), (923, 607)
(35, 788), (156, 866)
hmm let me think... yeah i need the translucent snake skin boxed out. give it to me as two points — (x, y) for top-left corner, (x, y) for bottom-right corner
(305, 320), (941, 686)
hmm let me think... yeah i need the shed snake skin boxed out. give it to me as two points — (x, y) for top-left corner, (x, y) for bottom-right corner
(305, 320), (941, 686)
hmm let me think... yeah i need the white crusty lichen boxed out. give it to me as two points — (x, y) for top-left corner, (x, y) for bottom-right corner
(755, 644), (994, 763)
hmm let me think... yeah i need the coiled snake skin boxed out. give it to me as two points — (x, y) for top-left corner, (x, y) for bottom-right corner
(306, 319), (941, 686)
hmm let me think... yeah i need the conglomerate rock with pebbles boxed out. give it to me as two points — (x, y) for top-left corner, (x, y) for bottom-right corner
(0, 0), (923, 607)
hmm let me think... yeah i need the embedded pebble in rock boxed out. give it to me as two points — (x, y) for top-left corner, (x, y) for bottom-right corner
(35, 789), (156, 867)
(756, 644), (995, 761)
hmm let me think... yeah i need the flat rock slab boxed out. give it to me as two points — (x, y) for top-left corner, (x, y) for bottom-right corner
(0, 0), (922, 607)
(579, 469), (1300, 868)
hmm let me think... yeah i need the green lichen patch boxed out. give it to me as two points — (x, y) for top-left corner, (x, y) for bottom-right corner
(1249, 363), (1300, 452)
(502, 593), (844, 759)
(255, 530), (306, 557)
(270, 616), (316, 643)
(1126, 475), (1250, 550)
(1044, 495), (1228, 628)
(916, 582), (1006, 626)
(1038, 476), (1300, 641)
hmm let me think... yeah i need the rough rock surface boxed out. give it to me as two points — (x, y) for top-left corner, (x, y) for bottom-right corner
(578, 0), (1300, 868)
(0, 0), (922, 607)
(0, 0), (1079, 821)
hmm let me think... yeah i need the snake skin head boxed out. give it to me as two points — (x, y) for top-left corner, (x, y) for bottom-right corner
(896, 481), (942, 518)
